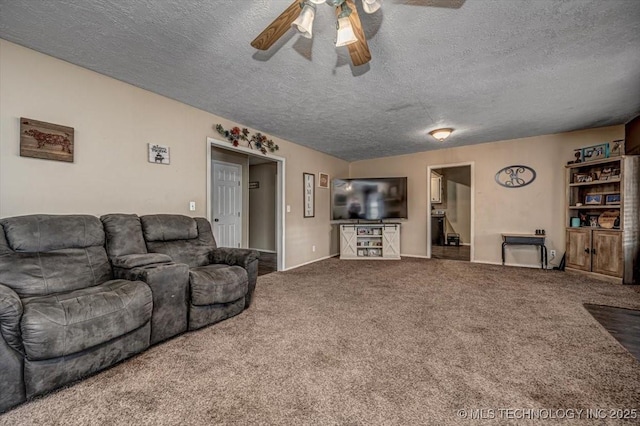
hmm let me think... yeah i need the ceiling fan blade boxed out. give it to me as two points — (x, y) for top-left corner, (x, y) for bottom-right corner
(341, 0), (372, 66)
(394, 0), (465, 9)
(251, 0), (303, 51)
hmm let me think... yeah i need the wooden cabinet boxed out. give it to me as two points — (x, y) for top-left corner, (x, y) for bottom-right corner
(340, 224), (400, 260)
(566, 228), (623, 277)
(430, 172), (442, 203)
(565, 155), (639, 283)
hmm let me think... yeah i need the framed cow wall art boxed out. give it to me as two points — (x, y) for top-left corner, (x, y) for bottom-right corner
(20, 118), (74, 162)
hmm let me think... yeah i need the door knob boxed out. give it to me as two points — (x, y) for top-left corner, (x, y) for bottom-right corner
(584, 248), (590, 254)
(214, 218), (219, 222)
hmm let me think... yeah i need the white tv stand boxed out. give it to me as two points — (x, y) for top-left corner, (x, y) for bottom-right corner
(339, 223), (401, 260)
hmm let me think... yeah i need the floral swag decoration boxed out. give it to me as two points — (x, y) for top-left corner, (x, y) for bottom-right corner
(215, 124), (279, 155)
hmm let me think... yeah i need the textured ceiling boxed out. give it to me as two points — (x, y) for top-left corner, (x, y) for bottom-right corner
(1, 0), (639, 161)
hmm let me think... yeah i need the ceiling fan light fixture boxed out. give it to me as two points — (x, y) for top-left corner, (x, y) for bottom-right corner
(362, 0), (382, 14)
(429, 128), (454, 141)
(292, 2), (316, 39)
(336, 17), (358, 47)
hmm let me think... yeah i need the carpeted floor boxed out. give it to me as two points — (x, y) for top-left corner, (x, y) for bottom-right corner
(2, 258), (640, 425)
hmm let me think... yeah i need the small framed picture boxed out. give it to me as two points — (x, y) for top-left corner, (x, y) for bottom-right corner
(609, 140), (624, 157)
(584, 193), (603, 205)
(605, 194), (621, 205)
(573, 173), (591, 183)
(318, 172), (329, 188)
(589, 215), (599, 228)
(581, 143), (609, 162)
(611, 168), (621, 179)
(148, 143), (170, 165)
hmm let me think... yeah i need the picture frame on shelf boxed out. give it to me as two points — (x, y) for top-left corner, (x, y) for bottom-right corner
(584, 193), (603, 205)
(611, 168), (621, 179)
(609, 139), (624, 157)
(582, 143), (609, 162)
(573, 173), (591, 183)
(588, 215), (599, 228)
(599, 167), (612, 181)
(605, 194), (621, 205)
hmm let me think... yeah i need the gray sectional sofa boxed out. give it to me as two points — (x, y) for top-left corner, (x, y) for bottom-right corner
(0, 213), (259, 413)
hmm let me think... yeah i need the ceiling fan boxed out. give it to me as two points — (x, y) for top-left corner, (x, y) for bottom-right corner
(250, 0), (464, 66)
(250, 0), (379, 67)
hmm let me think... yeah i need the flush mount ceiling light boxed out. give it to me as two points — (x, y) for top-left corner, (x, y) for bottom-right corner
(251, 0), (381, 66)
(429, 128), (454, 141)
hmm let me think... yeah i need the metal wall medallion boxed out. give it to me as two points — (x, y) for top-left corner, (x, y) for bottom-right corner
(495, 165), (536, 188)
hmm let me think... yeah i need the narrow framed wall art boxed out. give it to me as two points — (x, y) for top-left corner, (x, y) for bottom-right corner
(303, 172), (315, 218)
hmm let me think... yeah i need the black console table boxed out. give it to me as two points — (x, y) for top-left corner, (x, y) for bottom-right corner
(501, 233), (547, 269)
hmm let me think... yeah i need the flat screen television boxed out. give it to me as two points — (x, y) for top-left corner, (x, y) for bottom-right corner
(331, 177), (408, 221)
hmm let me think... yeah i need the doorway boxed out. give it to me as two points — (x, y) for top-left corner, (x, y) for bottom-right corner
(206, 137), (286, 272)
(427, 162), (474, 261)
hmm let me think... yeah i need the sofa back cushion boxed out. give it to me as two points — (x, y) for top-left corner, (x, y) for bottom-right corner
(0, 215), (112, 298)
(140, 215), (216, 268)
(100, 214), (148, 258)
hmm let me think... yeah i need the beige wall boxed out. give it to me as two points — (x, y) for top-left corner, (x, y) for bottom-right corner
(350, 126), (624, 266)
(0, 40), (349, 269)
(249, 163), (276, 251)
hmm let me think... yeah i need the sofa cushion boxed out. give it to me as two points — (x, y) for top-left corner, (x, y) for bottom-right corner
(21, 280), (152, 360)
(0, 215), (104, 253)
(189, 264), (247, 306)
(141, 215), (198, 242)
(101, 214), (148, 257)
(112, 253), (173, 269)
(0, 247), (112, 298)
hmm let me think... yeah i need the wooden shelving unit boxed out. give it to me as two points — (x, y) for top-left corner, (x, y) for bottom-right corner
(565, 155), (640, 283)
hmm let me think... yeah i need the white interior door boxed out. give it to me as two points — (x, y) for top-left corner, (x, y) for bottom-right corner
(212, 161), (242, 248)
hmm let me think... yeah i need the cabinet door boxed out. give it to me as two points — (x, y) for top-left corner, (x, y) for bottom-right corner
(340, 225), (358, 258)
(430, 175), (442, 203)
(382, 225), (400, 258)
(591, 230), (623, 277)
(566, 229), (591, 271)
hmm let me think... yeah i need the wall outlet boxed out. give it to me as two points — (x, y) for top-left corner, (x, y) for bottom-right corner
(189, 201), (196, 211)
(286, 205), (291, 213)
(550, 249), (556, 258)
(312, 245), (316, 252)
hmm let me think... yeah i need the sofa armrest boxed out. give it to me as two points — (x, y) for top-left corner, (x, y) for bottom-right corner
(112, 253), (173, 269)
(115, 262), (189, 345)
(210, 247), (260, 269)
(0, 283), (24, 355)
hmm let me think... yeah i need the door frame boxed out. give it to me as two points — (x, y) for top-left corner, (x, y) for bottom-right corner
(426, 161), (475, 261)
(207, 137), (286, 271)
(211, 160), (242, 248)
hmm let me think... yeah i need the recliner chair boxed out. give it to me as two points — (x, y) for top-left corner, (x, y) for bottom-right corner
(102, 214), (259, 330)
(0, 215), (153, 412)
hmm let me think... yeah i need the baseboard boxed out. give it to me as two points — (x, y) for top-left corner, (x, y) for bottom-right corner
(283, 253), (339, 271)
(400, 254), (431, 259)
(473, 260), (547, 269)
(252, 248), (276, 253)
